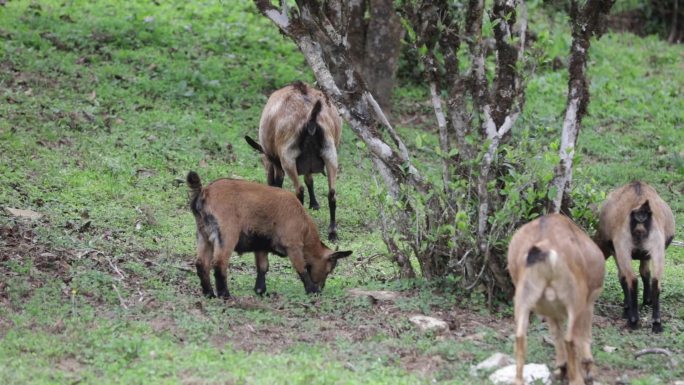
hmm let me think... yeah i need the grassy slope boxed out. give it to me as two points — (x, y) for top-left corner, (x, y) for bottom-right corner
(0, 1), (682, 384)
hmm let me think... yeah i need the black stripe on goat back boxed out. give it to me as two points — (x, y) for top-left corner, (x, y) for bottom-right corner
(292, 80), (308, 95)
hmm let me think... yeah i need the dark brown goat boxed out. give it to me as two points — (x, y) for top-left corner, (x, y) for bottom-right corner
(186, 171), (351, 298)
(595, 181), (675, 333)
(508, 214), (605, 385)
(245, 81), (343, 241)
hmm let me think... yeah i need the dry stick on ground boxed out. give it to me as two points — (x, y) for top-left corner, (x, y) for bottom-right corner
(634, 348), (672, 359)
(112, 283), (128, 310)
(106, 256), (126, 280)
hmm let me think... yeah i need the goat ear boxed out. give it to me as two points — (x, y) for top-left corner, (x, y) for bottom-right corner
(329, 250), (352, 261)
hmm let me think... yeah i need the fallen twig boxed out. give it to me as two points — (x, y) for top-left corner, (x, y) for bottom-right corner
(634, 348), (672, 359)
(112, 283), (128, 310)
(172, 264), (194, 272)
(76, 248), (102, 259)
(106, 257), (126, 280)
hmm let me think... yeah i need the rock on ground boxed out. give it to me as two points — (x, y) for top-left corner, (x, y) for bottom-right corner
(408, 315), (449, 333)
(470, 352), (515, 376)
(346, 289), (400, 302)
(4, 207), (42, 219)
(489, 363), (551, 385)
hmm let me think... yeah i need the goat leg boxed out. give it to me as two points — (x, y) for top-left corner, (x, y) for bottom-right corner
(196, 262), (215, 298)
(640, 260), (652, 307)
(305, 174), (319, 210)
(328, 189), (337, 241)
(254, 251), (269, 296)
(651, 278), (662, 333)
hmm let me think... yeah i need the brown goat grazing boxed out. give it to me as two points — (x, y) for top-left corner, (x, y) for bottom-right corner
(595, 181), (675, 333)
(245, 81), (343, 241)
(508, 214), (605, 385)
(186, 171), (352, 298)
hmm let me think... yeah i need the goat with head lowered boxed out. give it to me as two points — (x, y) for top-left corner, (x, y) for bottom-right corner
(186, 171), (352, 298)
(508, 214), (605, 385)
(245, 81), (343, 241)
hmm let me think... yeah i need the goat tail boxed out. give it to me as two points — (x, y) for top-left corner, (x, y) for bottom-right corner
(244, 135), (264, 153)
(305, 100), (323, 136)
(187, 171), (202, 193)
(187, 171), (203, 217)
(525, 245), (558, 267)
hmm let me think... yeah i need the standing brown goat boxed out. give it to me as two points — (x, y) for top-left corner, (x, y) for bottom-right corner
(508, 214), (605, 385)
(595, 181), (675, 333)
(186, 171), (352, 298)
(245, 81), (343, 241)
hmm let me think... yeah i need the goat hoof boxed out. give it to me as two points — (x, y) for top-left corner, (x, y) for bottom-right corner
(254, 287), (266, 297)
(217, 290), (231, 300)
(328, 231), (338, 242)
(203, 291), (216, 299)
(309, 203), (320, 210)
(554, 363), (568, 381)
(652, 322), (663, 333)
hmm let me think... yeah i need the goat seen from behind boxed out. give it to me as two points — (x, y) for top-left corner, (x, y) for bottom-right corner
(508, 214), (605, 385)
(245, 81), (343, 241)
(186, 171), (352, 298)
(595, 181), (675, 333)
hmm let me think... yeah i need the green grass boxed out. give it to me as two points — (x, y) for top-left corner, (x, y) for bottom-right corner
(1, 0), (683, 384)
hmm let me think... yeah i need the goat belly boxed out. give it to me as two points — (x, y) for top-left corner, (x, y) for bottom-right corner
(235, 232), (287, 257)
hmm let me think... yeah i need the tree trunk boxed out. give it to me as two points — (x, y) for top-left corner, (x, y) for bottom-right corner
(549, 0), (615, 214)
(325, 0), (402, 112)
(362, 0), (403, 111)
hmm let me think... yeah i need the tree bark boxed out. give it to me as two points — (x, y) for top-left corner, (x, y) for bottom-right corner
(363, 0), (403, 111)
(549, 0), (615, 214)
(325, 0), (402, 112)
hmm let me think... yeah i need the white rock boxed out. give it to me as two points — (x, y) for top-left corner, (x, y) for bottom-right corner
(347, 289), (400, 302)
(408, 315), (449, 333)
(603, 345), (617, 353)
(489, 363), (551, 385)
(470, 352), (515, 376)
(5, 207), (42, 219)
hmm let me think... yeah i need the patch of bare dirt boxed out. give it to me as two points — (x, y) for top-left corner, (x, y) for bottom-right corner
(401, 354), (446, 378)
(0, 223), (74, 302)
(57, 356), (84, 373)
